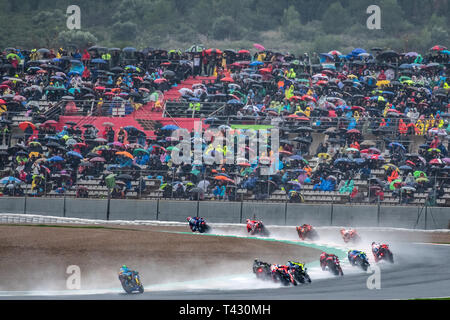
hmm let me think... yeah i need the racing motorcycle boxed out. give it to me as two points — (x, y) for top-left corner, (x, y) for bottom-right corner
(296, 224), (319, 241)
(287, 261), (312, 284)
(340, 228), (360, 244)
(252, 259), (272, 281)
(247, 219), (270, 236)
(270, 265), (297, 286)
(119, 271), (144, 294)
(187, 216), (210, 233)
(347, 250), (370, 271)
(373, 243), (394, 263)
(320, 253), (344, 276)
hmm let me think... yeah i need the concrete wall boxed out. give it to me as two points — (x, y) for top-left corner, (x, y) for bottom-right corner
(242, 202), (286, 225)
(64, 198), (108, 220)
(25, 198), (65, 217)
(198, 201), (242, 223)
(0, 197), (449, 229)
(109, 199), (158, 221)
(286, 204), (331, 226)
(0, 197), (25, 214)
(378, 205), (422, 229)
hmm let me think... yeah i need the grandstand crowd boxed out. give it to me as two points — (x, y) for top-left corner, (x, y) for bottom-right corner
(0, 44), (449, 205)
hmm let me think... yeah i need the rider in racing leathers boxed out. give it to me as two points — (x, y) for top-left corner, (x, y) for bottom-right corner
(348, 250), (366, 265)
(119, 265), (134, 282)
(187, 216), (204, 232)
(371, 242), (382, 261)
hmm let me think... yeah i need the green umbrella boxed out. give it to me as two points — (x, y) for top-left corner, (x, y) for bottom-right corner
(105, 174), (117, 190)
(413, 171), (427, 178)
(6, 53), (21, 62)
(166, 146), (180, 152)
(389, 179), (402, 190)
(133, 148), (149, 156)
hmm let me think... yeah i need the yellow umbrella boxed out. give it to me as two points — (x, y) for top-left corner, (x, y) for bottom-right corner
(376, 80), (390, 87)
(382, 163), (398, 171)
(29, 152), (40, 158)
(318, 153), (331, 159)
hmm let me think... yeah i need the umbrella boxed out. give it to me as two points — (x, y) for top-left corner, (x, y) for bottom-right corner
(388, 142), (406, 151)
(161, 125), (179, 131)
(66, 151), (83, 159)
(116, 151), (134, 159)
(90, 157), (106, 163)
(18, 121), (36, 131)
(47, 156), (64, 162)
(116, 174), (133, 181)
(253, 44), (265, 51)
(0, 176), (22, 184)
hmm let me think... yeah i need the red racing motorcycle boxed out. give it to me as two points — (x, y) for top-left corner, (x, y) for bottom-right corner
(296, 224), (319, 240)
(320, 252), (344, 276)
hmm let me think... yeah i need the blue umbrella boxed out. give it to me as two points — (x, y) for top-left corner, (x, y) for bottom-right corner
(249, 61), (264, 67)
(227, 99), (242, 105)
(161, 125), (179, 131)
(124, 126), (139, 132)
(91, 59), (107, 64)
(288, 155), (304, 161)
(399, 64), (412, 69)
(388, 142), (406, 150)
(353, 158), (366, 165)
(319, 53), (334, 60)
(334, 158), (354, 165)
(67, 151), (83, 159)
(0, 176), (22, 184)
(48, 156), (64, 162)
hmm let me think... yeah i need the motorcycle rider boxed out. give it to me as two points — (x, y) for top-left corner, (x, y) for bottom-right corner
(287, 260), (305, 272)
(296, 224), (313, 240)
(119, 265), (134, 282)
(320, 252), (339, 270)
(372, 242), (383, 262)
(341, 228), (356, 242)
(187, 216), (204, 232)
(348, 250), (366, 265)
(246, 219), (261, 233)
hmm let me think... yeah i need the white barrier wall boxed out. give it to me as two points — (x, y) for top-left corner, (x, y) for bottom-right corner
(0, 197), (448, 229)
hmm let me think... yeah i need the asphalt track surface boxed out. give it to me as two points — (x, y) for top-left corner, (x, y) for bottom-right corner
(2, 228), (450, 300)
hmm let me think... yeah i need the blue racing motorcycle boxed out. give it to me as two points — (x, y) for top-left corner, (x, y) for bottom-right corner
(348, 250), (370, 271)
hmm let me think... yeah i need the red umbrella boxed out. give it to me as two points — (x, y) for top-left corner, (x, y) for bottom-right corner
(154, 78), (167, 84)
(259, 68), (272, 74)
(347, 129), (361, 134)
(95, 86), (106, 91)
(204, 48), (222, 55)
(430, 45), (447, 51)
(429, 158), (443, 165)
(238, 50), (250, 54)
(289, 96), (302, 101)
(351, 106), (365, 112)
(42, 120), (58, 127)
(301, 95), (317, 102)
(19, 121), (36, 131)
(220, 77), (234, 83)
(90, 157), (106, 163)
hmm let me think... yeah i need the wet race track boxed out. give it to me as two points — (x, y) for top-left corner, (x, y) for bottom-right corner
(2, 225), (450, 300)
